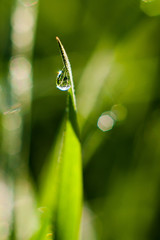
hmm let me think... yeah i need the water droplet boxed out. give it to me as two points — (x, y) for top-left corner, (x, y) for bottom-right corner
(56, 67), (71, 91)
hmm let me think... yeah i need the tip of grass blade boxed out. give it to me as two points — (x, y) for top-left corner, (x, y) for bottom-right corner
(56, 36), (60, 41)
(56, 36), (77, 111)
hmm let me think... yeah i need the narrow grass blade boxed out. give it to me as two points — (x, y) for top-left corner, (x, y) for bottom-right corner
(55, 36), (82, 240)
(55, 94), (82, 240)
(31, 37), (82, 240)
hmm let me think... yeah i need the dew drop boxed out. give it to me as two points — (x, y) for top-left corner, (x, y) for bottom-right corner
(56, 68), (71, 91)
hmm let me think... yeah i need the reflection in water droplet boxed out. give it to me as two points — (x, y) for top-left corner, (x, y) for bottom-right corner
(56, 68), (71, 91)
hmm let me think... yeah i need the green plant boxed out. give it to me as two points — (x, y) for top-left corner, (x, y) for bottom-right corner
(30, 37), (82, 240)
(1, 1), (160, 240)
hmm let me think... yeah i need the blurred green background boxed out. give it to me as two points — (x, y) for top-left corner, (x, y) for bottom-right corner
(1, 0), (160, 239)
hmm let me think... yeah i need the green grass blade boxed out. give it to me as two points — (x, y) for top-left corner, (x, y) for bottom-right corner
(31, 37), (82, 240)
(30, 124), (65, 240)
(55, 92), (82, 240)
(55, 37), (82, 240)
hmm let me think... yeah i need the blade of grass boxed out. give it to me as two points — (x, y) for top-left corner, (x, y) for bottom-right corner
(31, 37), (82, 240)
(55, 36), (82, 240)
(55, 93), (82, 240)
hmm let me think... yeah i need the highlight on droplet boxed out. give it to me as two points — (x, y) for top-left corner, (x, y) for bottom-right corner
(97, 112), (115, 132)
(56, 68), (71, 91)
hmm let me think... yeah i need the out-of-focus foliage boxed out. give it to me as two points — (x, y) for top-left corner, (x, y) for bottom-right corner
(1, 0), (160, 239)
(141, 0), (160, 16)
